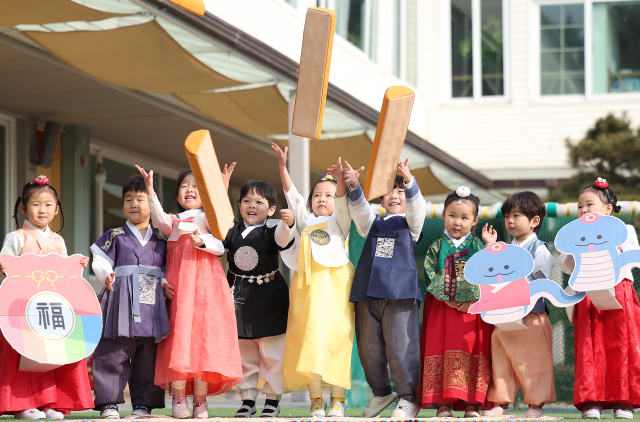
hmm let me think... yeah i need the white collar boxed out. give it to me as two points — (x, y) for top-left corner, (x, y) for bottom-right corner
(25, 219), (51, 238)
(126, 220), (152, 246)
(510, 232), (538, 247)
(445, 229), (471, 248)
(177, 208), (203, 219)
(306, 214), (332, 226)
(384, 213), (405, 220)
(241, 219), (266, 238)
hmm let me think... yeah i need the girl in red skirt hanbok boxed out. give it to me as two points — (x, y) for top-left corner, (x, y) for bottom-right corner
(137, 165), (242, 419)
(419, 187), (493, 418)
(558, 178), (640, 419)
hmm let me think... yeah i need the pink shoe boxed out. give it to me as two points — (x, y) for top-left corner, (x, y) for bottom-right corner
(193, 395), (209, 419)
(172, 396), (191, 419)
(526, 405), (544, 418)
(483, 405), (510, 416)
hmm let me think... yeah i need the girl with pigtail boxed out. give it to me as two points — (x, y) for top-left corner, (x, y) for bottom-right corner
(0, 176), (94, 420)
(558, 178), (640, 419)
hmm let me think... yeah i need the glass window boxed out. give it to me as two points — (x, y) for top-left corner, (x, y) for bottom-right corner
(335, 0), (366, 50)
(451, 0), (473, 97)
(540, 4), (585, 95)
(284, 0), (296, 6)
(592, 1), (640, 94)
(451, 0), (504, 98)
(369, 0), (378, 61)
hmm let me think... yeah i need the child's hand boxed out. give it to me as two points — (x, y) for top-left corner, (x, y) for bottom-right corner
(326, 157), (345, 182)
(190, 228), (204, 248)
(79, 256), (90, 269)
(163, 281), (175, 300)
(444, 300), (460, 309)
(398, 158), (412, 184)
(280, 209), (295, 227)
(343, 161), (365, 189)
(457, 301), (475, 313)
(271, 143), (288, 168)
(482, 224), (498, 244)
(222, 162), (236, 192)
(0, 261), (6, 275)
(105, 272), (116, 292)
(135, 165), (156, 197)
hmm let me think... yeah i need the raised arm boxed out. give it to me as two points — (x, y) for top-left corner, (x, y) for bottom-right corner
(136, 165), (173, 237)
(344, 161), (373, 237)
(221, 162), (236, 192)
(399, 160), (427, 241)
(272, 143), (293, 193)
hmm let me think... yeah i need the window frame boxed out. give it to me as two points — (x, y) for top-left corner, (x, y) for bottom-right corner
(529, 0), (640, 103)
(440, 0), (511, 104)
(325, 0), (378, 60)
(0, 114), (16, 238)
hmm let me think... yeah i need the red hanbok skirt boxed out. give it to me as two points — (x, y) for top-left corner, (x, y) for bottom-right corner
(0, 332), (93, 414)
(419, 294), (493, 410)
(573, 278), (640, 410)
(155, 235), (242, 396)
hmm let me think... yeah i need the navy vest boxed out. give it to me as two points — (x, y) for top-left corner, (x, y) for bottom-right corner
(350, 215), (423, 303)
(522, 238), (550, 314)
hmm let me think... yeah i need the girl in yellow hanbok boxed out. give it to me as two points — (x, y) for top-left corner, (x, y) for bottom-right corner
(271, 144), (355, 418)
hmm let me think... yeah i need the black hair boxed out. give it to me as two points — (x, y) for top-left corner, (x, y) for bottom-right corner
(443, 189), (481, 235)
(378, 175), (407, 200)
(122, 175), (158, 200)
(581, 182), (622, 214)
(240, 180), (278, 208)
(307, 176), (338, 212)
(174, 169), (193, 213)
(13, 180), (65, 232)
(502, 191), (546, 235)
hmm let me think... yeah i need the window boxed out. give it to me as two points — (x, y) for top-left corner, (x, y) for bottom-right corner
(540, 4), (585, 95)
(284, 0), (296, 7)
(592, 1), (640, 93)
(332, 0), (378, 60)
(450, 0), (505, 99)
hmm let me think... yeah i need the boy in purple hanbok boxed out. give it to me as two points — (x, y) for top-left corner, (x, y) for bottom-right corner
(90, 175), (171, 419)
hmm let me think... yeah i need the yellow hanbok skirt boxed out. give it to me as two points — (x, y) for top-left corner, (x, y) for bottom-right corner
(283, 258), (355, 391)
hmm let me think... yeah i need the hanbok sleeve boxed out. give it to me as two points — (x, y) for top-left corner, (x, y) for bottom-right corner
(0, 232), (24, 281)
(274, 220), (295, 250)
(334, 193), (351, 238)
(619, 225), (640, 252)
(404, 177), (427, 241)
(347, 182), (375, 238)
(147, 194), (174, 237)
(533, 244), (555, 279)
(557, 253), (575, 275)
(424, 240), (439, 288)
(90, 229), (120, 286)
(198, 217), (226, 256)
(284, 184), (309, 234)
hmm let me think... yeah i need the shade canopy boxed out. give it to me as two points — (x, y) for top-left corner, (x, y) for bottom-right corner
(0, 0), (126, 27)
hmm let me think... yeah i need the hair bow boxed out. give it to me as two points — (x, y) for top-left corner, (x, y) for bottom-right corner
(594, 177), (608, 189)
(34, 175), (49, 185)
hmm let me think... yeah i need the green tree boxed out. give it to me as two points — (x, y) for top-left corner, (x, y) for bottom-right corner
(553, 113), (640, 202)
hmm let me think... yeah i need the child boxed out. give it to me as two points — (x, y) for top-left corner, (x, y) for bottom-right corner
(0, 176), (93, 419)
(272, 144), (355, 418)
(419, 187), (493, 418)
(481, 191), (556, 417)
(136, 165), (242, 419)
(90, 175), (171, 419)
(344, 160), (426, 418)
(558, 178), (640, 419)
(223, 180), (295, 418)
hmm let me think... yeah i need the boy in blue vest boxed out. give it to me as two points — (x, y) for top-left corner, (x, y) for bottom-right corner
(343, 159), (427, 418)
(481, 191), (556, 417)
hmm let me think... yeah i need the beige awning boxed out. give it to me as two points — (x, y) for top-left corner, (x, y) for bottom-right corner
(178, 85), (289, 136)
(24, 21), (244, 94)
(0, 0), (126, 27)
(411, 166), (452, 196)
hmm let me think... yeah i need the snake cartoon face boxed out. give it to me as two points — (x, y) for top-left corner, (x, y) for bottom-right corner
(555, 213), (627, 255)
(464, 242), (534, 285)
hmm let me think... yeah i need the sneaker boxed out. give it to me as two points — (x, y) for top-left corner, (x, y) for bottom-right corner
(464, 405), (480, 418)
(260, 400), (281, 418)
(131, 405), (151, 416)
(39, 407), (64, 419)
(235, 401), (257, 418)
(193, 396), (208, 419)
(391, 399), (420, 418)
(309, 398), (327, 419)
(483, 405), (510, 416)
(100, 404), (120, 419)
(526, 405), (544, 418)
(436, 405), (453, 418)
(363, 393), (397, 417)
(172, 396), (191, 419)
(14, 409), (47, 420)
(582, 403), (602, 419)
(614, 404), (634, 419)
(327, 398), (346, 418)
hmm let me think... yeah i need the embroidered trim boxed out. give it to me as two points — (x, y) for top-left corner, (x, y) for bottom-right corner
(229, 269), (278, 285)
(100, 227), (125, 251)
(421, 351), (491, 397)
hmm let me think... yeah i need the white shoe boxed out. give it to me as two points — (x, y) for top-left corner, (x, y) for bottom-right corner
(39, 407), (64, 419)
(526, 405), (544, 418)
(131, 406), (151, 416)
(582, 403), (602, 419)
(614, 404), (634, 419)
(235, 403), (257, 418)
(464, 405), (481, 418)
(363, 393), (397, 417)
(193, 398), (209, 419)
(260, 404), (280, 418)
(482, 405), (510, 416)
(436, 405), (453, 418)
(309, 398), (327, 419)
(391, 399), (420, 418)
(172, 396), (191, 419)
(327, 399), (346, 418)
(14, 409), (47, 420)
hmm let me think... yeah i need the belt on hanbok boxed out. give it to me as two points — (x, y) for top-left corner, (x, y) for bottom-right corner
(228, 269), (278, 285)
(296, 222), (328, 289)
(114, 265), (163, 323)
